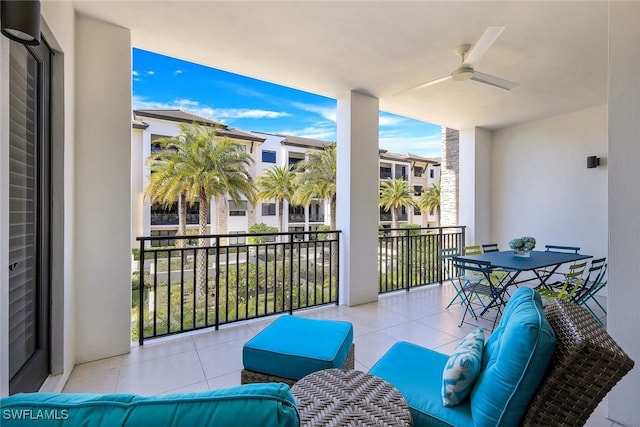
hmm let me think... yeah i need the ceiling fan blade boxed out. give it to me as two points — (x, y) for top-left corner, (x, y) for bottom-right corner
(463, 25), (505, 66)
(471, 71), (519, 90)
(393, 75), (452, 96)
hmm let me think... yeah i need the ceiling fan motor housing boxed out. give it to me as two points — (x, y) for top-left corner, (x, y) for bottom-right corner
(452, 67), (474, 81)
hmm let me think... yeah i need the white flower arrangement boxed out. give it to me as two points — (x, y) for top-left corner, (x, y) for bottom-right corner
(508, 236), (536, 251)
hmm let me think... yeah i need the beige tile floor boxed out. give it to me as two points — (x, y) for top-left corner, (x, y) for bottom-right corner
(63, 284), (618, 426)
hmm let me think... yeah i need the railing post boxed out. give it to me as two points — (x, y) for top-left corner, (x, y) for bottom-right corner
(138, 238), (145, 345)
(406, 229), (411, 292)
(215, 237), (220, 330)
(289, 238), (294, 314)
(438, 227), (444, 284)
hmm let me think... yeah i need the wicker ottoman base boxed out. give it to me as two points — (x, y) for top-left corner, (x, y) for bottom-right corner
(241, 344), (355, 386)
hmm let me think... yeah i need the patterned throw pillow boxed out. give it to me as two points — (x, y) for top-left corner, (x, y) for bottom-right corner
(442, 327), (485, 407)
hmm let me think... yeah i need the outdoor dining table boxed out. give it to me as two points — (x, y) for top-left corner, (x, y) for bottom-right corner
(453, 250), (592, 316)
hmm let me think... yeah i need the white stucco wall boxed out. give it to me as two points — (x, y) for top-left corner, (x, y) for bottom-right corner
(491, 105), (608, 258)
(74, 15), (132, 363)
(607, 2), (640, 424)
(459, 128), (492, 246)
(131, 128), (145, 248)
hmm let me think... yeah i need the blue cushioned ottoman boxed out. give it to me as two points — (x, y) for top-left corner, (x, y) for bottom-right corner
(241, 316), (354, 386)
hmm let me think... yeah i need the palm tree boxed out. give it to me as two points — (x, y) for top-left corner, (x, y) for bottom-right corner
(256, 165), (297, 234)
(149, 123), (256, 295)
(294, 143), (337, 230)
(419, 182), (441, 225)
(379, 178), (416, 233)
(145, 146), (191, 248)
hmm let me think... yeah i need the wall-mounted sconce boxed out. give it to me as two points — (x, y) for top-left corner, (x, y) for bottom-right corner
(1, 0), (41, 46)
(587, 156), (601, 169)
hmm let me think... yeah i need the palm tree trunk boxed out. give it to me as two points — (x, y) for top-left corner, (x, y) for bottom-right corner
(177, 192), (187, 248)
(392, 207), (399, 236)
(278, 201), (284, 236)
(196, 188), (208, 297)
(330, 196), (336, 231)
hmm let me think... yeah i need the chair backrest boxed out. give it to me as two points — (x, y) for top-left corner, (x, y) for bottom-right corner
(452, 259), (493, 282)
(556, 261), (588, 299)
(571, 258), (607, 304)
(464, 245), (482, 256)
(521, 299), (635, 426)
(545, 244), (580, 254)
(440, 247), (460, 280)
(482, 243), (499, 253)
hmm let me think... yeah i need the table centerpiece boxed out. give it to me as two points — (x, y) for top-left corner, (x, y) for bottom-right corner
(509, 236), (536, 257)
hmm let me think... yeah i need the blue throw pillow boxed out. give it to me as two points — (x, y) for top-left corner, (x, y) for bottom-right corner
(442, 327), (484, 407)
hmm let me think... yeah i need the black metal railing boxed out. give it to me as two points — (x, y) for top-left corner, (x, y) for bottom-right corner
(378, 226), (466, 293)
(134, 230), (340, 344)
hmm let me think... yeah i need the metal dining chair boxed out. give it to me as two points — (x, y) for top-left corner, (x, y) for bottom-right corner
(535, 261), (588, 301)
(571, 258), (607, 325)
(441, 247), (465, 309)
(482, 243), (499, 253)
(453, 258), (507, 331)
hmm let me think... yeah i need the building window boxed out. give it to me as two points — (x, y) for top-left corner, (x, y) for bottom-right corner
(262, 203), (276, 216)
(429, 169), (435, 178)
(229, 231), (247, 245)
(414, 166), (423, 177)
(262, 150), (276, 163)
(414, 185), (423, 196)
(380, 167), (392, 179)
(229, 200), (248, 216)
(414, 207), (422, 215)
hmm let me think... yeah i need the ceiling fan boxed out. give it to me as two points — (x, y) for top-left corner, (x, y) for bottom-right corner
(395, 26), (519, 95)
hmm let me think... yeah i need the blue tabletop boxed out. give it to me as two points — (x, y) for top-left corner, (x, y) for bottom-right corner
(454, 250), (592, 271)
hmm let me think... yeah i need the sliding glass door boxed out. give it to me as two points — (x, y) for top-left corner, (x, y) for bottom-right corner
(8, 37), (52, 394)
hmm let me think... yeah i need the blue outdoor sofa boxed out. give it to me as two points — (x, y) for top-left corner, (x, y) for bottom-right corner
(370, 287), (635, 427)
(0, 382), (298, 427)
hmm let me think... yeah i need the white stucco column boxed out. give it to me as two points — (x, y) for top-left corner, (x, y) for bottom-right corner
(336, 91), (379, 306)
(74, 15), (132, 362)
(607, 2), (640, 424)
(458, 128), (492, 246)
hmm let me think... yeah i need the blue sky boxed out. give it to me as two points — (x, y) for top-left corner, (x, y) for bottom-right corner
(133, 48), (442, 158)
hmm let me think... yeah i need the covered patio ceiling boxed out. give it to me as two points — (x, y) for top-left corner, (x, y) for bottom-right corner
(73, 0), (608, 132)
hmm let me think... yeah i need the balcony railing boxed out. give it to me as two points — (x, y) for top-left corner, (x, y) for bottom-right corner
(134, 230), (340, 344)
(378, 226), (465, 294)
(288, 213), (305, 222)
(133, 226), (465, 344)
(309, 214), (325, 223)
(151, 213), (202, 225)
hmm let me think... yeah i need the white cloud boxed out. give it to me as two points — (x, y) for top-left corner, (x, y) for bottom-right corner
(379, 114), (407, 127)
(174, 69), (184, 75)
(277, 123), (337, 142)
(146, 71), (155, 75)
(379, 133), (441, 158)
(132, 70), (139, 76)
(291, 102), (336, 122)
(132, 96), (289, 123)
(215, 108), (290, 119)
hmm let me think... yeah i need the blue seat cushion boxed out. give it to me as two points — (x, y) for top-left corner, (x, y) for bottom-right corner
(470, 287), (556, 427)
(243, 315), (353, 380)
(370, 341), (473, 427)
(0, 383), (299, 427)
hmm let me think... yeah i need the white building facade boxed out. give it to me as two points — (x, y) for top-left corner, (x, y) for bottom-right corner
(132, 110), (441, 246)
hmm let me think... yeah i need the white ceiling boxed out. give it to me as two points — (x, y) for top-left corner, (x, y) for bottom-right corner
(72, 0), (609, 131)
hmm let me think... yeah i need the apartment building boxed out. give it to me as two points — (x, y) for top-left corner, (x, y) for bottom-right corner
(378, 150), (441, 229)
(131, 109), (440, 247)
(131, 109), (265, 247)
